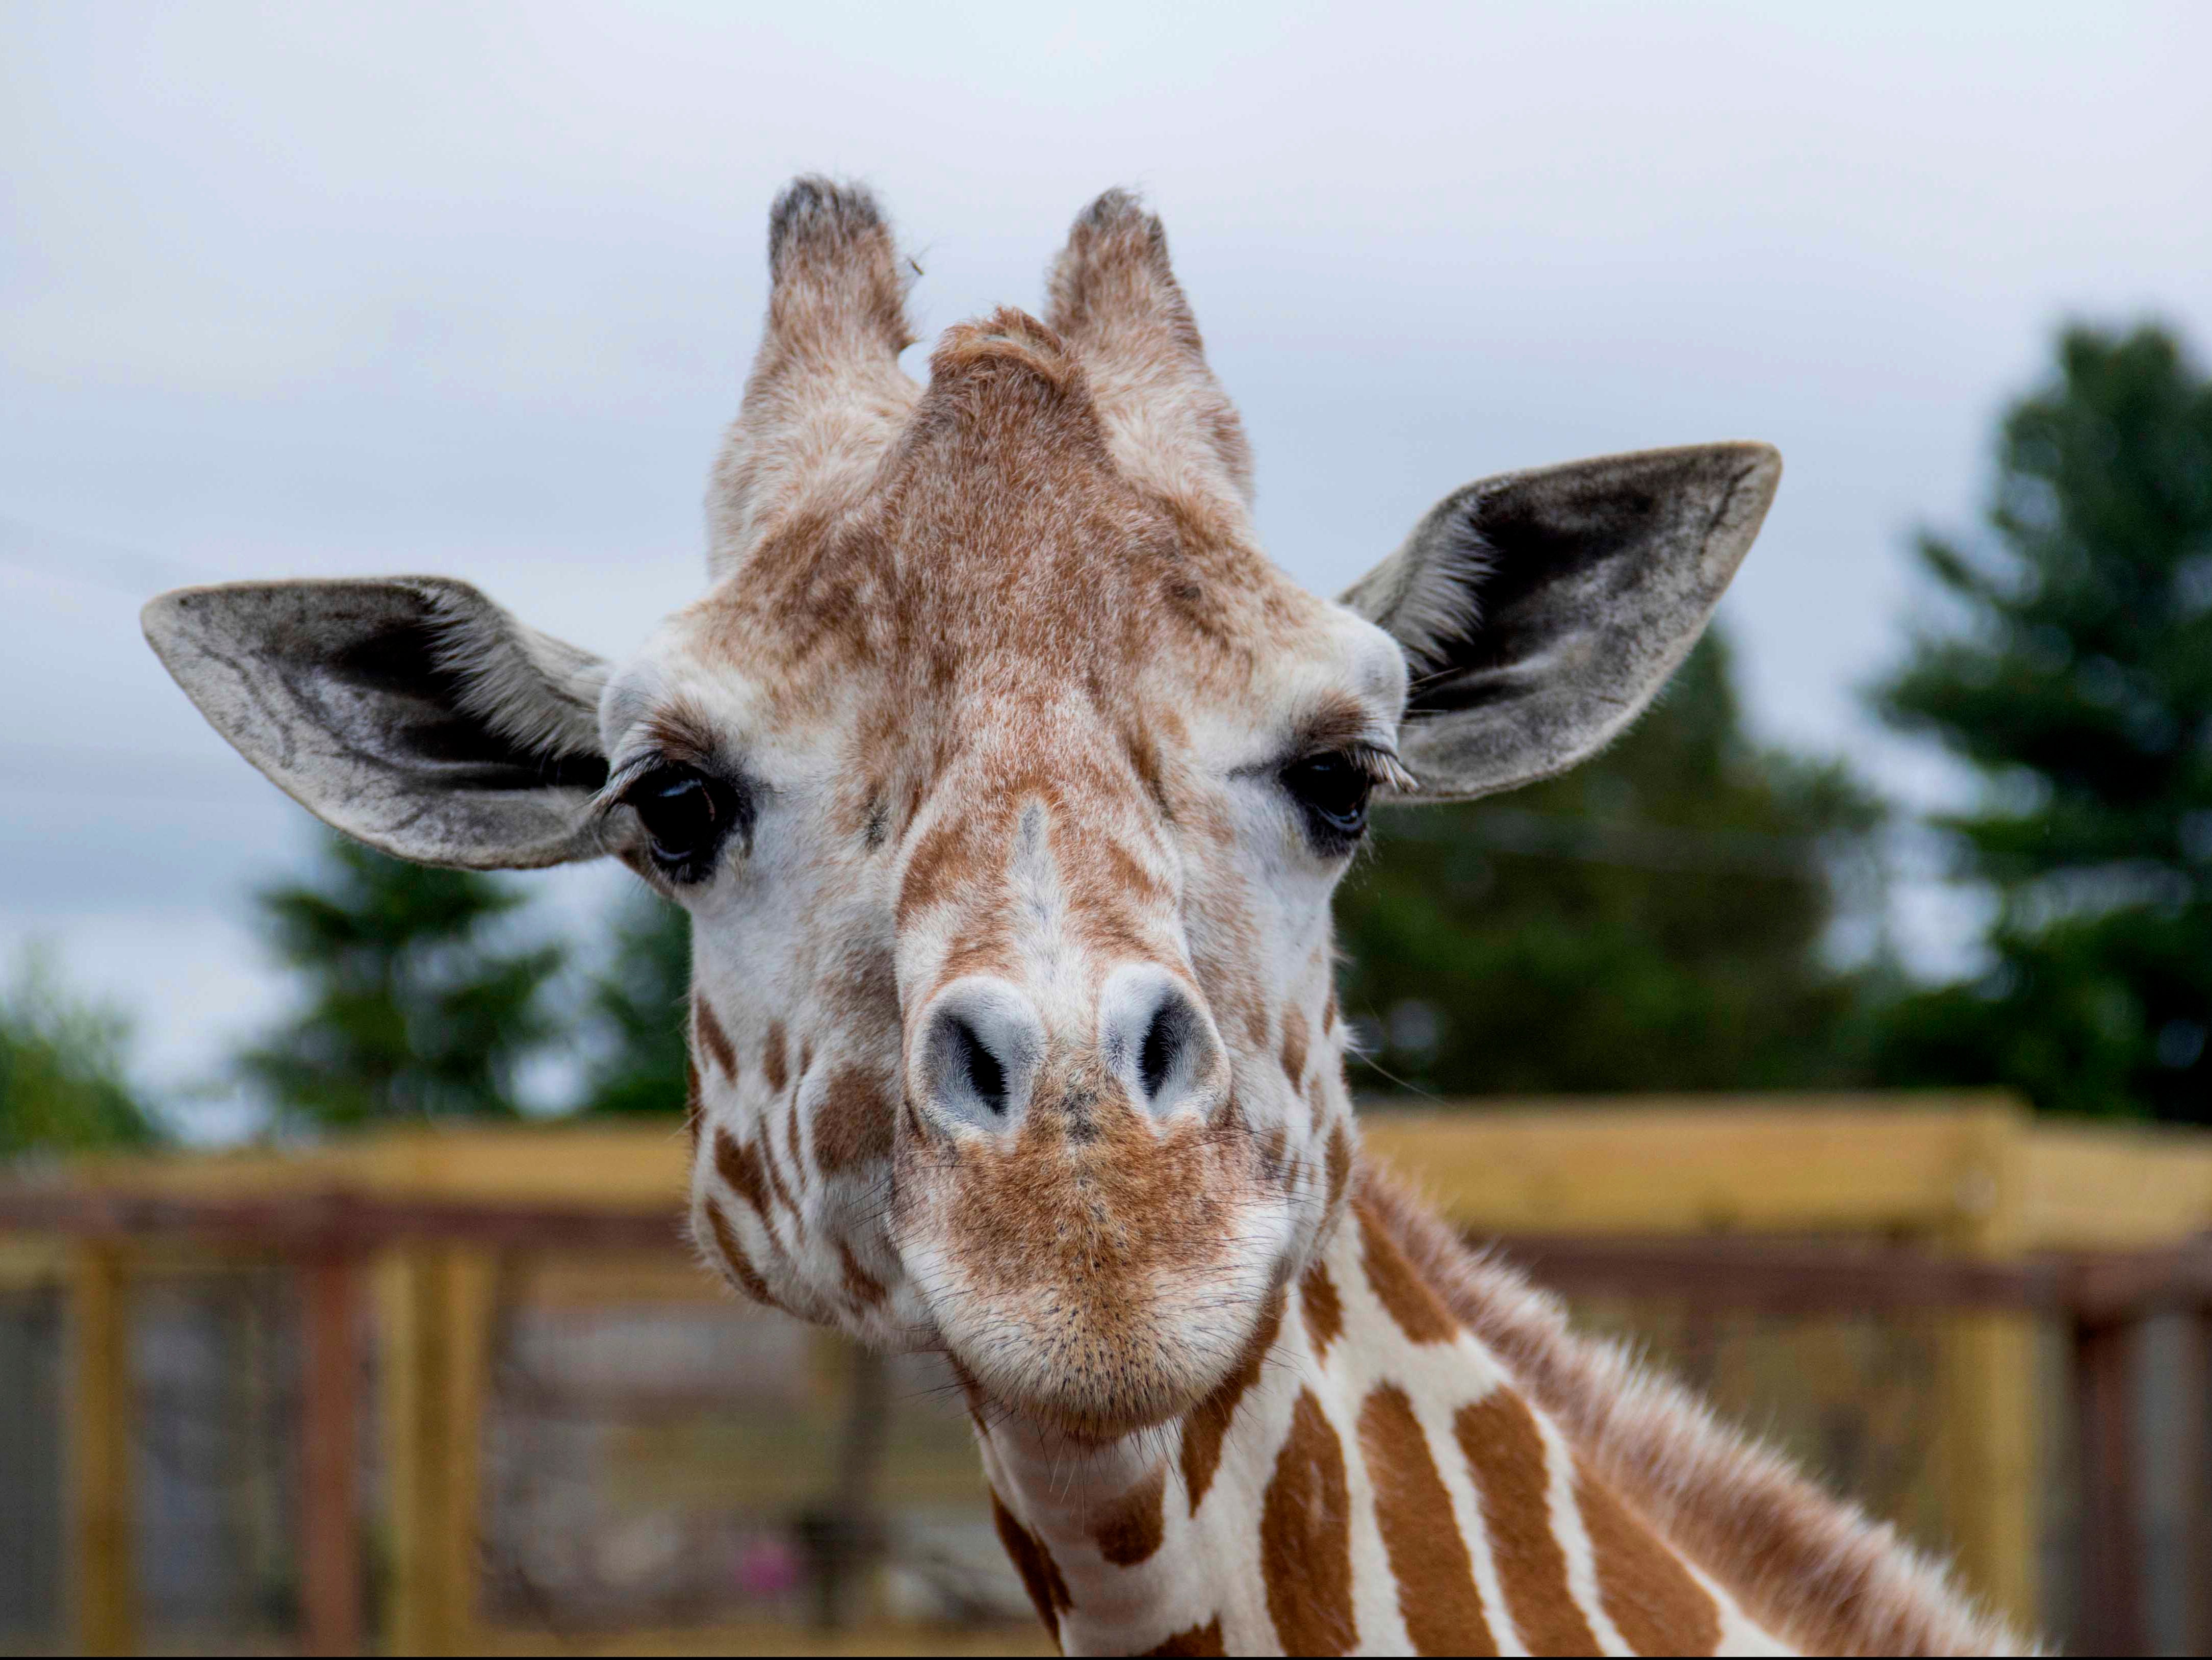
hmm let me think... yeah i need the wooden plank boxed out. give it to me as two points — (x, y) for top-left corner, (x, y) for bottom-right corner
(380, 1244), (496, 1658)
(0, 1236), (68, 1288)
(1934, 1108), (2041, 1633)
(299, 1252), (361, 1659)
(2022, 1128), (2212, 1249)
(2182, 1307), (2212, 1660)
(68, 1243), (133, 1657)
(381, 1246), (452, 1657)
(440, 1245), (497, 1655)
(1495, 1234), (2062, 1312)
(353, 1123), (689, 1205)
(1361, 1095), (2020, 1236)
(2073, 1317), (2144, 1655)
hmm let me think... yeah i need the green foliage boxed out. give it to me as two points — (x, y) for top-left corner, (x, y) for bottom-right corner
(0, 949), (159, 1157)
(579, 890), (691, 1117)
(238, 833), (565, 1127)
(1871, 324), (2212, 1119)
(1336, 629), (1884, 1097)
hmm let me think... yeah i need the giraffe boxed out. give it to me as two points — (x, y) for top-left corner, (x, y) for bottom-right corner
(144, 179), (2030, 1657)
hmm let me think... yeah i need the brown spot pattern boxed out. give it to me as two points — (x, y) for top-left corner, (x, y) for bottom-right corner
(992, 1493), (1071, 1645)
(692, 995), (737, 1079)
(1142, 1618), (1225, 1656)
(1279, 1009), (1308, 1085)
(814, 1066), (894, 1173)
(713, 1128), (772, 1220)
(1179, 1288), (1284, 1513)
(1259, 1388), (1357, 1657)
(1357, 1197), (1459, 1345)
(704, 1202), (780, 1310)
(1452, 1391), (1600, 1656)
(837, 1240), (887, 1308)
(762, 1018), (790, 1094)
(1575, 1459), (1722, 1657)
(1358, 1383), (1496, 1656)
(1324, 1122), (1351, 1212)
(1090, 1464), (1167, 1567)
(683, 1057), (703, 1151)
(1299, 1260), (1344, 1364)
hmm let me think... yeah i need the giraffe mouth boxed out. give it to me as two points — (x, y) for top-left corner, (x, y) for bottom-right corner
(893, 1110), (1293, 1439)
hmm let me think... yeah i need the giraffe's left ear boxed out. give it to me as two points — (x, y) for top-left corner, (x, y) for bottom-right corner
(1341, 442), (1780, 802)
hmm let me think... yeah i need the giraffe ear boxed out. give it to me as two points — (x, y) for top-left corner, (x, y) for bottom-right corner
(1342, 442), (1780, 801)
(143, 576), (611, 869)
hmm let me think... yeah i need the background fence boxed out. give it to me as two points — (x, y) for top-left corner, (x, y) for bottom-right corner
(5, 1093), (2211, 1655)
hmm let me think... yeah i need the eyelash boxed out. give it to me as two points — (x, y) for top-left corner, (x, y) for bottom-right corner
(599, 757), (750, 883)
(1278, 745), (1406, 854)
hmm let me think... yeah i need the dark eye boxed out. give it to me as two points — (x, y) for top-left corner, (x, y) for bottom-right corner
(1281, 752), (1372, 852)
(628, 764), (741, 879)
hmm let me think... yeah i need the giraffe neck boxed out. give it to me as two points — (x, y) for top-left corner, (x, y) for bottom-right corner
(975, 1162), (1785, 1657)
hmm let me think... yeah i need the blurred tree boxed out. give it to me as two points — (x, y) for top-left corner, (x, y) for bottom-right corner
(1336, 628), (1884, 1096)
(580, 890), (691, 1116)
(0, 948), (159, 1156)
(239, 833), (563, 1127)
(1870, 324), (2212, 1120)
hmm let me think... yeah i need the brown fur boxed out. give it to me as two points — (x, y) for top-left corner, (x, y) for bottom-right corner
(704, 1201), (780, 1312)
(1142, 1618), (1227, 1656)
(691, 995), (737, 1079)
(1576, 1457), (1722, 1656)
(1358, 1382), (1498, 1656)
(1453, 1390), (1602, 1655)
(1259, 1388), (1358, 1656)
(813, 1066), (893, 1175)
(1090, 1465), (1169, 1567)
(1356, 1194), (1459, 1345)
(1298, 1259), (1345, 1364)
(993, 1492), (1073, 1647)
(1357, 1165), (2026, 1656)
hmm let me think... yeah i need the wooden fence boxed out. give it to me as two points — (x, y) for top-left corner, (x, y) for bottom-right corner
(4, 1092), (2211, 1654)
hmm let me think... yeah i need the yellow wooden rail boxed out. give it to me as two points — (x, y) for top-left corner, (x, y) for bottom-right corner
(19, 1092), (2212, 1647)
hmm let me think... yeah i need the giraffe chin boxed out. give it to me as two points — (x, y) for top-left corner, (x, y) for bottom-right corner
(936, 1275), (1279, 1446)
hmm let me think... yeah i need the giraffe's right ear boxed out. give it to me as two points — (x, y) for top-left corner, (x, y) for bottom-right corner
(143, 577), (611, 870)
(1342, 442), (1780, 802)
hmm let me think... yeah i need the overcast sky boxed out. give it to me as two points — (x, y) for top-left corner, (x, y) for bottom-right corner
(4, 2), (2208, 1131)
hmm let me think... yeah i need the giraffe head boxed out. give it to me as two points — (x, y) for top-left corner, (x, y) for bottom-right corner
(145, 181), (1778, 1441)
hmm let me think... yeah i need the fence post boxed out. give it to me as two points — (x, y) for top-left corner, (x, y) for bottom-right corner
(379, 1245), (494, 1657)
(1936, 1105), (2040, 1630)
(2073, 1314), (2143, 1654)
(2181, 1303), (2212, 1658)
(300, 1250), (362, 1658)
(68, 1242), (133, 1657)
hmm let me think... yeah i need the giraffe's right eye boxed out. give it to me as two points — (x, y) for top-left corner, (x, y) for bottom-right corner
(627, 764), (742, 880)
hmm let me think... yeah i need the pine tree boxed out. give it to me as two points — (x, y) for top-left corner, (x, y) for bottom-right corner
(1871, 324), (2212, 1119)
(579, 890), (691, 1117)
(0, 949), (158, 1156)
(1335, 628), (1884, 1097)
(239, 833), (564, 1127)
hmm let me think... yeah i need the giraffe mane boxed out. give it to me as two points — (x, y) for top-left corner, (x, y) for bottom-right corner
(1355, 1163), (2039, 1658)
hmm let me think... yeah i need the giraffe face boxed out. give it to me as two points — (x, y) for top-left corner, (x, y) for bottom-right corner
(145, 178), (1777, 1446)
(610, 317), (1406, 1433)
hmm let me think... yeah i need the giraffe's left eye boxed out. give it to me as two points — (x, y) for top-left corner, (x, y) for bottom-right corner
(1281, 752), (1372, 853)
(626, 763), (743, 880)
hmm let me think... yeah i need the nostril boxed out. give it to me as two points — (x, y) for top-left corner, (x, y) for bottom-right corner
(950, 1017), (1008, 1116)
(917, 979), (1042, 1132)
(1138, 1000), (1186, 1103)
(1101, 967), (1222, 1120)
